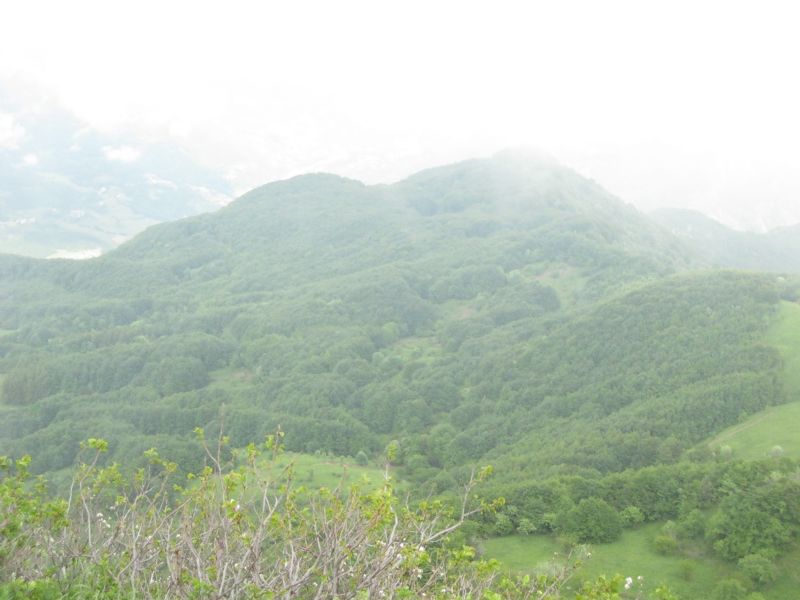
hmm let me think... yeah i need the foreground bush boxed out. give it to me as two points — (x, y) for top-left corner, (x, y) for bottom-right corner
(1, 431), (675, 599)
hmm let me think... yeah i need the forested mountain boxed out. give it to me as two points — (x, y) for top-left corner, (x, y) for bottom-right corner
(1, 151), (791, 479)
(4, 151), (800, 597)
(652, 207), (800, 273)
(1, 151), (706, 472)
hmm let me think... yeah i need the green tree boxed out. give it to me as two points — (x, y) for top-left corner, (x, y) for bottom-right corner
(558, 497), (622, 543)
(738, 553), (777, 585)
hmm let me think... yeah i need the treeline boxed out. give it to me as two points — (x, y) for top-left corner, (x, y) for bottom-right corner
(473, 455), (800, 593)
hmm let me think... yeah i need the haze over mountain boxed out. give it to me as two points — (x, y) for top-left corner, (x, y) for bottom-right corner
(652, 207), (800, 274)
(4, 2), (800, 240)
(0, 93), (232, 258)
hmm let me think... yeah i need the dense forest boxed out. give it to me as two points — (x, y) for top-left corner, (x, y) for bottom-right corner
(2, 151), (800, 598)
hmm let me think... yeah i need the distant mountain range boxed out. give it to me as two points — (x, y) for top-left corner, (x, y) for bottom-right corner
(0, 101), (231, 258)
(651, 207), (800, 273)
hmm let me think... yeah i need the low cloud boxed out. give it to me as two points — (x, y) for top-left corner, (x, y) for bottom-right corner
(0, 112), (25, 148)
(47, 247), (103, 260)
(103, 145), (141, 162)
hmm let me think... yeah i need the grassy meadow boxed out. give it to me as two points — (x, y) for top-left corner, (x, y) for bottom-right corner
(705, 300), (800, 460)
(481, 526), (800, 599)
(264, 451), (389, 491)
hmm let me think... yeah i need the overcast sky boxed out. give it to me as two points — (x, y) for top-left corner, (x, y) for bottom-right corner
(2, 0), (799, 231)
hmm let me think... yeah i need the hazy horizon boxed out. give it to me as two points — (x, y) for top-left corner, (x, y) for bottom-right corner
(3, 1), (800, 236)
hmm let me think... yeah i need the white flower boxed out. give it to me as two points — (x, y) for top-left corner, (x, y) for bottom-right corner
(624, 576), (633, 590)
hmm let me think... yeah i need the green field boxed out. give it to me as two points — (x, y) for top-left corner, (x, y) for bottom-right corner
(266, 451), (389, 491)
(704, 300), (800, 460)
(767, 300), (800, 399)
(706, 402), (800, 460)
(481, 526), (800, 599)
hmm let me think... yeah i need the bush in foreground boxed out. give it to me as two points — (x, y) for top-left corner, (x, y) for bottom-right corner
(1, 432), (675, 599)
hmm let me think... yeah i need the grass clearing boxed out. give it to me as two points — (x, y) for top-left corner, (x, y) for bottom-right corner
(266, 451), (389, 492)
(482, 524), (797, 599)
(766, 300), (800, 399)
(706, 402), (800, 460)
(703, 300), (800, 459)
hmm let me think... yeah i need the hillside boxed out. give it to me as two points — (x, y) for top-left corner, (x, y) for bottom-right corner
(0, 152), (792, 486)
(652, 207), (800, 273)
(0, 152), (710, 474)
(4, 152), (800, 597)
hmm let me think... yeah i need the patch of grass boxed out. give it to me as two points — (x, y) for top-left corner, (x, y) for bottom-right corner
(479, 534), (561, 573)
(706, 402), (800, 460)
(268, 451), (388, 491)
(481, 524), (798, 599)
(766, 300), (800, 399)
(703, 301), (800, 460)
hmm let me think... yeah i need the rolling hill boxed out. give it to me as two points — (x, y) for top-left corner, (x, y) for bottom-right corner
(0, 151), (793, 486)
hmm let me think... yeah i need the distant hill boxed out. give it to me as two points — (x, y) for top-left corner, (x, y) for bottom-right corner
(652, 207), (800, 273)
(0, 103), (231, 258)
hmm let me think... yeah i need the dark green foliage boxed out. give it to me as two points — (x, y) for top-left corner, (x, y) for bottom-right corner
(737, 553), (777, 585)
(676, 508), (706, 539)
(620, 505), (644, 527)
(653, 534), (679, 556)
(713, 578), (747, 600)
(557, 497), (622, 543)
(706, 473), (800, 560)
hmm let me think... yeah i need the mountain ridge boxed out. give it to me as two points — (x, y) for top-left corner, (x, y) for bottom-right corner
(0, 153), (789, 490)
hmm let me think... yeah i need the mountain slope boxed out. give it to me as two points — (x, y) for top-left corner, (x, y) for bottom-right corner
(652, 207), (800, 273)
(1, 153), (779, 486)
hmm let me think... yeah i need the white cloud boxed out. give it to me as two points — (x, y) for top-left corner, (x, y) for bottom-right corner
(103, 145), (141, 162)
(22, 152), (38, 166)
(145, 173), (178, 189)
(47, 247), (103, 260)
(189, 184), (233, 207)
(0, 217), (36, 227)
(0, 112), (24, 149)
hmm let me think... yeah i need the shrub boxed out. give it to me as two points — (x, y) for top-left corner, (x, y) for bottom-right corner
(558, 497), (622, 543)
(620, 505), (645, 527)
(495, 513), (514, 536)
(713, 579), (747, 600)
(517, 517), (537, 535)
(653, 534), (679, 556)
(738, 553), (777, 585)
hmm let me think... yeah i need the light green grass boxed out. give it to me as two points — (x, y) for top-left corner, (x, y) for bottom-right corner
(704, 301), (800, 460)
(268, 451), (389, 491)
(707, 402), (800, 460)
(482, 525), (797, 599)
(479, 533), (561, 573)
(766, 300), (800, 399)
